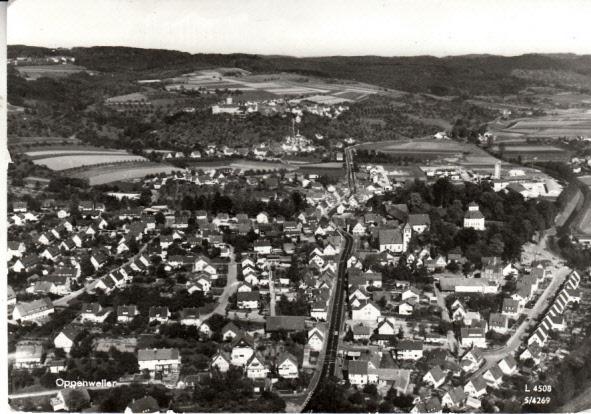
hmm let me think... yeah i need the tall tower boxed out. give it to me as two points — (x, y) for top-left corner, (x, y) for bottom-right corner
(403, 223), (412, 252)
(493, 161), (501, 180)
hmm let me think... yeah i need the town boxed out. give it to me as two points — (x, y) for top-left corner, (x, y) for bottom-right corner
(6, 3), (591, 412)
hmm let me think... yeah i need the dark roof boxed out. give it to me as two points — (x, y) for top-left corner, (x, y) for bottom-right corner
(266, 316), (307, 332)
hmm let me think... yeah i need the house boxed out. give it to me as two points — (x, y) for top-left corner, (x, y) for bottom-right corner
(7, 286), (16, 306)
(460, 348), (484, 373)
(378, 229), (404, 253)
(464, 375), (487, 398)
(13, 297), (54, 323)
(520, 343), (542, 364)
(396, 340), (424, 360)
(254, 239), (272, 255)
(441, 386), (466, 409)
(351, 301), (381, 321)
(13, 201), (28, 213)
(117, 305), (139, 323)
(423, 365), (446, 388)
(408, 213), (430, 233)
(211, 351), (232, 373)
(502, 298), (522, 318)
(483, 365), (504, 388)
(12, 254), (41, 273)
(148, 306), (170, 323)
(463, 202), (485, 230)
(231, 335), (255, 366)
(51, 389), (91, 412)
(277, 352), (299, 378)
(460, 326), (487, 348)
(398, 301), (414, 316)
(498, 355), (518, 376)
(488, 313), (509, 334)
(411, 397), (442, 414)
(222, 322), (242, 341)
(348, 360), (378, 386)
(124, 396), (160, 414)
(7, 240), (26, 260)
(54, 326), (81, 353)
(246, 353), (269, 379)
(14, 341), (43, 370)
(307, 326), (325, 351)
(179, 308), (201, 326)
(401, 287), (420, 302)
(352, 323), (372, 341)
(79, 303), (112, 324)
(137, 348), (181, 377)
(237, 291), (260, 310)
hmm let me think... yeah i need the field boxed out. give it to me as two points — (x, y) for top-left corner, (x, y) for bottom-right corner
(573, 176), (591, 236)
(164, 69), (386, 102)
(185, 160), (296, 171)
(66, 163), (183, 185)
(14, 64), (93, 80)
(31, 151), (147, 171)
(491, 109), (591, 142)
(356, 138), (502, 167)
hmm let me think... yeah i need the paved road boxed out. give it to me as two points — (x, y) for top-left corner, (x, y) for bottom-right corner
(269, 268), (277, 317)
(433, 283), (458, 353)
(199, 247), (237, 320)
(52, 238), (155, 307)
(301, 230), (353, 412)
(469, 232), (571, 378)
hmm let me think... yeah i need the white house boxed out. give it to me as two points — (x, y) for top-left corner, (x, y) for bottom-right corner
(277, 352), (299, 379)
(13, 298), (55, 323)
(351, 301), (381, 321)
(463, 202), (485, 231)
(137, 348), (181, 377)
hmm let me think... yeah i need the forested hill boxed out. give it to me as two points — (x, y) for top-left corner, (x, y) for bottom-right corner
(8, 45), (591, 95)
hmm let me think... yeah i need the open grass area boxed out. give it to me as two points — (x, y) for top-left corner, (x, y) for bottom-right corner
(15, 64), (92, 80)
(32, 154), (147, 171)
(66, 162), (182, 185)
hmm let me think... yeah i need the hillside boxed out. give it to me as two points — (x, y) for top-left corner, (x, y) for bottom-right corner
(8, 45), (591, 95)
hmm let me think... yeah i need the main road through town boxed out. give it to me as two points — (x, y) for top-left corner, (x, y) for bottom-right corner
(300, 230), (354, 412)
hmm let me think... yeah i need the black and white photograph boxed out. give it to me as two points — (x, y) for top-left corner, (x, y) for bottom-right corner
(4, 0), (591, 412)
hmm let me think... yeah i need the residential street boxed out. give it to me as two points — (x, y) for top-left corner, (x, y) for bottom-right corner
(199, 247), (238, 320)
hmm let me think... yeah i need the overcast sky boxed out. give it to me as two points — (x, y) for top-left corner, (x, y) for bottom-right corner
(7, 0), (591, 57)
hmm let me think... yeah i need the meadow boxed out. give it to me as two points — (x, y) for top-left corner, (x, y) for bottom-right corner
(66, 163), (182, 185)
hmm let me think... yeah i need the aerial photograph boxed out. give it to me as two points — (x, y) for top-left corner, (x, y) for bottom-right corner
(5, 0), (591, 412)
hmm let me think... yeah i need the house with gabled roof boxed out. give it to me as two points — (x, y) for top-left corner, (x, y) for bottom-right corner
(277, 352), (299, 378)
(423, 365), (446, 388)
(79, 303), (112, 324)
(441, 386), (466, 409)
(498, 355), (518, 376)
(231, 334), (255, 366)
(137, 348), (181, 377)
(54, 325), (81, 353)
(464, 375), (487, 398)
(483, 365), (504, 388)
(148, 306), (170, 324)
(211, 351), (231, 373)
(13, 297), (54, 323)
(117, 305), (139, 323)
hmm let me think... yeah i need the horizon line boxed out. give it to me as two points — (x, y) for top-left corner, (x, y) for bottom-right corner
(7, 43), (591, 60)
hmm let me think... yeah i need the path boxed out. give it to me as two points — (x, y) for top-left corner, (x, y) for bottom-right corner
(52, 237), (155, 307)
(433, 283), (458, 353)
(200, 247), (237, 320)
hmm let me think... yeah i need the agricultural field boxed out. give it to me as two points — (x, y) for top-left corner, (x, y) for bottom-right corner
(186, 160), (296, 172)
(570, 176), (591, 236)
(14, 64), (94, 80)
(491, 109), (591, 142)
(66, 162), (183, 185)
(164, 69), (386, 102)
(22, 146), (148, 171)
(356, 138), (502, 167)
